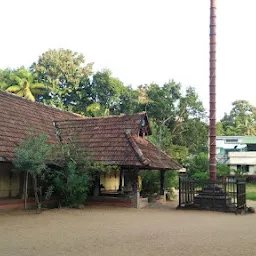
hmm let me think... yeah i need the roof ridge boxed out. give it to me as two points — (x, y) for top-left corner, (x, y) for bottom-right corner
(0, 90), (83, 118)
(125, 132), (150, 166)
(54, 111), (147, 123)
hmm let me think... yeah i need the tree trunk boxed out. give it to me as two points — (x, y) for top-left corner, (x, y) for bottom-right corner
(32, 174), (41, 212)
(24, 172), (28, 210)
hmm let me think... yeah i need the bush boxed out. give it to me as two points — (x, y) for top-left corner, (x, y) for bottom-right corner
(165, 171), (179, 189)
(52, 161), (90, 207)
(140, 170), (160, 195)
(140, 170), (179, 197)
(184, 152), (231, 181)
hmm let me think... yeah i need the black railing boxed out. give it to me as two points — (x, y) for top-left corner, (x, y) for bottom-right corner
(178, 176), (246, 213)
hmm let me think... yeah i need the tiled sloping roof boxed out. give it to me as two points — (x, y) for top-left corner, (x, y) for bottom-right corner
(54, 113), (147, 167)
(0, 90), (182, 170)
(130, 135), (182, 170)
(0, 90), (82, 161)
(55, 114), (182, 170)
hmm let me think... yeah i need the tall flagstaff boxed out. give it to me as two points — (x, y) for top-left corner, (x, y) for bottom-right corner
(209, 0), (217, 180)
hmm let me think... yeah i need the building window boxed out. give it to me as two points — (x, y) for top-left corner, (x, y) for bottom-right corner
(237, 165), (249, 173)
(225, 139), (238, 143)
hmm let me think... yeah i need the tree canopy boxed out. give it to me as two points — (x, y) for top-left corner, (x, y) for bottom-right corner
(218, 100), (256, 136)
(31, 48), (93, 109)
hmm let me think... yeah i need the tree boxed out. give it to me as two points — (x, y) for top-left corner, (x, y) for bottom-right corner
(184, 152), (231, 180)
(88, 69), (139, 115)
(3, 68), (46, 101)
(216, 122), (224, 136)
(0, 68), (13, 90)
(220, 100), (256, 136)
(31, 48), (93, 109)
(141, 81), (181, 124)
(143, 82), (207, 159)
(13, 132), (52, 211)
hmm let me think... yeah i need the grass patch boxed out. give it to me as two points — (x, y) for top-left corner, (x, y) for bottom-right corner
(246, 183), (256, 201)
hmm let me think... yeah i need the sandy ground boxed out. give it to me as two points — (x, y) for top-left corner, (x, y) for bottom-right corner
(0, 203), (256, 256)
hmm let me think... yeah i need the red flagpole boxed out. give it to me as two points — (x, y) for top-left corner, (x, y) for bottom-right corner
(209, 0), (217, 180)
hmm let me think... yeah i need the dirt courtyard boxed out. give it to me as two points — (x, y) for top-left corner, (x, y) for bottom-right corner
(0, 205), (255, 256)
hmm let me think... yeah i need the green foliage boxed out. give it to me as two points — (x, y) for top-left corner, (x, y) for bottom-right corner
(13, 132), (119, 208)
(47, 138), (118, 207)
(0, 69), (13, 90)
(51, 160), (90, 207)
(140, 170), (178, 196)
(184, 152), (231, 180)
(31, 48), (93, 109)
(141, 82), (207, 159)
(246, 183), (256, 201)
(140, 170), (160, 195)
(141, 81), (181, 123)
(13, 131), (51, 174)
(183, 152), (209, 180)
(13, 131), (52, 210)
(165, 171), (179, 189)
(1, 67), (46, 101)
(216, 122), (224, 136)
(217, 163), (232, 176)
(220, 100), (256, 136)
(87, 69), (139, 116)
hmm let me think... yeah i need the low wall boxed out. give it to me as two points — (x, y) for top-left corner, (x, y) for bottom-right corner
(87, 196), (133, 207)
(88, 195), (148, 208)
(139, 197), (148, 208)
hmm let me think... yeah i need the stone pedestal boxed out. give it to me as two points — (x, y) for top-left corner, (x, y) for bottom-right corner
(193, 184), (232, 210)
(131, 191), (148, 208)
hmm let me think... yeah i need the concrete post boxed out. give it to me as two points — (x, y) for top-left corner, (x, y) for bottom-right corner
(132, 190), (141, 208)
(131, 170), (140, 208)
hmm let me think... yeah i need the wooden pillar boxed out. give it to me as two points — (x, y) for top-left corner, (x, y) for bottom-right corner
(160, 170), (165, 195)
(93, 172), (100, 197)
(160, 170), (167, 203)
(118, 169), (124, 192)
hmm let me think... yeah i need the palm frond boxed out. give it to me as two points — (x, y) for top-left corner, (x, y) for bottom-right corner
(20, 79), (29, 89)
(24, 88), (35, 101)
(9, 73), (21, 84)
(31, 88), (45, 96)
(30, 83), (46, 89)
(16, 90), (24, 97)
(6, 85), (22, 93)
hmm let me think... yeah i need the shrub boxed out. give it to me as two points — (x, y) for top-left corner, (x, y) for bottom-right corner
(52, 161), (90, 207)
(184, 152), (231, 181)
(140, 170), (160, 195)
(140, 170), (179, 197)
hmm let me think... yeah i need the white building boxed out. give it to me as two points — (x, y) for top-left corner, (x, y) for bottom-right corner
(216, 136), (256, 175)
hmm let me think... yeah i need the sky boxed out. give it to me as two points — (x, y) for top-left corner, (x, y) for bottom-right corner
(0, 0), (256, 120)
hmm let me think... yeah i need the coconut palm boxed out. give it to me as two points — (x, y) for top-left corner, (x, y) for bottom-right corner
(6, 68), (46, 101)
